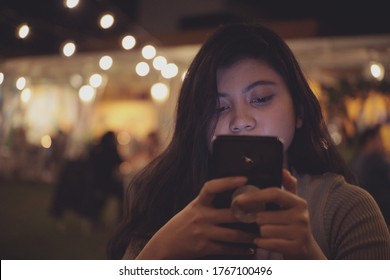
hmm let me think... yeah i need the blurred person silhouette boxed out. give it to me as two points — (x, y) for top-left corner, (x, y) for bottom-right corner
(50, 131), (123, 233)
(352, 124), (390, 227)
(9, 127), (29, 180)
(88, 131), (124, 225)
(50, 155), (92, 232)
(44, 129), (68, 182)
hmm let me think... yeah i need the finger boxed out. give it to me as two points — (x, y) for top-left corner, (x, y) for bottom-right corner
(256, 224), (294, 240)
(206, 208), (240, 224)
(198, 177), (247, 206)
(209, 225), (257, 244)
(253, 238), (295, 254)
(282, 169), (297, 194)
(255, 209), (292, 225)
(235, 187), (300, 210)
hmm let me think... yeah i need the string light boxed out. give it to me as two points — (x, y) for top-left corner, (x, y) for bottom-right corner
(161, 63), (178, 79)
(99, 55), (113, 70)
(121, 35), (136, 50)
(21, 88), (32, 103)
(153, 56), (167, 70)
(370, 61), (385, 81)
(151, 82), (169, 103)
(41, 135), (52, 149)
(62, 41), (76, 57)
(141, 45), (156, 59)
(16, 77), (26, 90)
(64, 0), (80, 9)
(17, 23), (30, 39)
(135, 62), (150, 76)
(89, 73), (103, 88)
(9, 4), (144, 57)
(69, 74), (83, 88)
(99, 13), (115, 29)
(79, 85), (96, 103)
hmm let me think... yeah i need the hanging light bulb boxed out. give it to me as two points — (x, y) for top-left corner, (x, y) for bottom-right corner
(62, 41), (76, 57)
(153, 56), (167, 70)
(161, 63), (178, 79)
(16, 77), (26, 90)
(17, 23), (30, 39)
(21, 88), (32, 103)
(79, 85), (96, 103)
(99, 56), (113, 70)
(99, 13), (115, 29)
(121, 35), (136, 50)
(141, 45), (156, 59)
(151, 82), (169, 103)
(64, 0), (79, 9)
(89, 73), (103, 88)
(369, 61), (385, 81)
(135, 62), (150, 76)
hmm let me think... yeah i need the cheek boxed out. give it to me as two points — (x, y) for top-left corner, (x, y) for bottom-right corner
(211, 116), (229, 136)
(263, 111), (297, 152)
(277, 124), (296, 153)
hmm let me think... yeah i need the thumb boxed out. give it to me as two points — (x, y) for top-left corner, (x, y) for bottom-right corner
(282, 169), (297, 194)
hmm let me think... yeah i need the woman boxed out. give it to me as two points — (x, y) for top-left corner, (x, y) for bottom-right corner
(108, 23), (390, 259)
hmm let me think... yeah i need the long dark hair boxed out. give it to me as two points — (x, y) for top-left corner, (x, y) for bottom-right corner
(108, 22), (354, 259)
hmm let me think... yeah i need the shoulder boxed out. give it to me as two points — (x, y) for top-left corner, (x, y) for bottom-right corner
(297, 172), (390, 259)
(297, 172), (372, 203)
(297, 172), (381, 222)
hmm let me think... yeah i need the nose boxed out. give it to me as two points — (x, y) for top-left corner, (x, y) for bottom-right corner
(229, 109), (256, 133)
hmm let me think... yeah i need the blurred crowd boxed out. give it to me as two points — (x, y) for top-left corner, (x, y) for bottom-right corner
(0, 128), (162, 233)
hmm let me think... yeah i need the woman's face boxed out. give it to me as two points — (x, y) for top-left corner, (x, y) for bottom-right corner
(211, 58), (302, 165)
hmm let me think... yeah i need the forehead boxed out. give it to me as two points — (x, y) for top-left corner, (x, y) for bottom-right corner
(216, 58), (283, 86)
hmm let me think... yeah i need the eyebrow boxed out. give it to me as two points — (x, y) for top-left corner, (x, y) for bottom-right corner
(218, 80), (276, 96)
(243, 80), (276, 93)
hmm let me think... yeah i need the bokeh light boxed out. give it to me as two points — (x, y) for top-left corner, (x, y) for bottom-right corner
(20, 88), (32, 103)
(99, 13), (114, 29)
(141, 45), (156, 60)
(99, 55), (113, 70)
(79, 85), (96, 103)
(41, 135), (52, 149)
(121, 35), (136, 50)
(151, 82), (169, 103)
(89, 73), (103, 88)
(62, 41), (76, 57)
(17, 23), (29, 39)
(64, 0), (79, 9)
(16, 77), (26, 90)
(135, 62), (150, 76)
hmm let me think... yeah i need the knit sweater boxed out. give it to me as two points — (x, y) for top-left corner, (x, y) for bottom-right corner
(297, 172), (390, 259)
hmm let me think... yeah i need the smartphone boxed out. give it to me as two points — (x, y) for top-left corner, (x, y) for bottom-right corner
(211, 135), (283, 233)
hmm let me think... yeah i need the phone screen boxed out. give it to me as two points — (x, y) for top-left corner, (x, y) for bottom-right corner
(211, 135), (283, 210)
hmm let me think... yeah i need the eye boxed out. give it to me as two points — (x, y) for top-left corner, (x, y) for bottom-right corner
(215, 105), (230, 114)
(250, 95), (274, 105)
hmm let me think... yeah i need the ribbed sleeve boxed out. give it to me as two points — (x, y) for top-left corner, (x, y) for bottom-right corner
(298, 173), (390, 259)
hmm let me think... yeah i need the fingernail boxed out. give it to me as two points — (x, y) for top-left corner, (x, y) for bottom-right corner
(248, 247), (255, 255)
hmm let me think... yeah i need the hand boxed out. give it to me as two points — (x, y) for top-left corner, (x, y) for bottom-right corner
(136, 176), (257, 259)
(232, 169), (326, 259)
